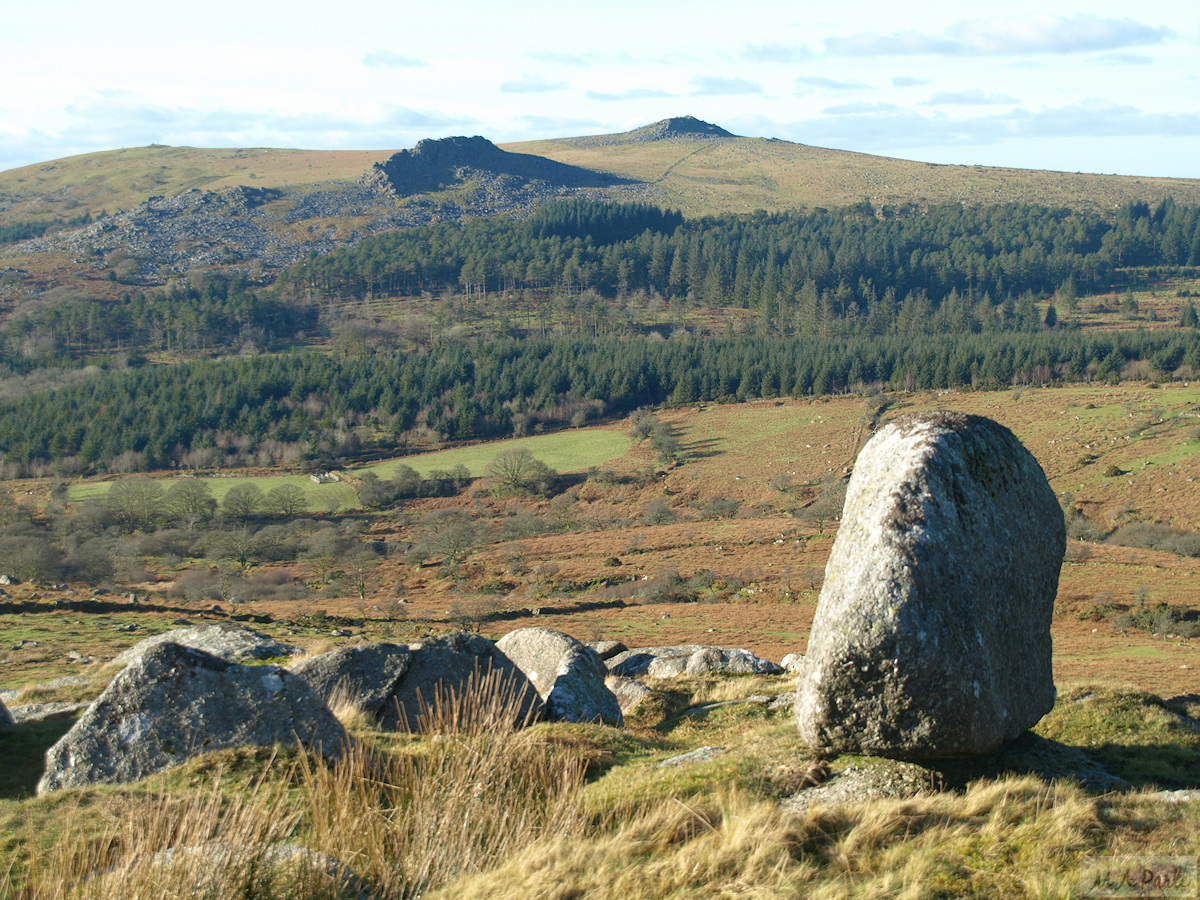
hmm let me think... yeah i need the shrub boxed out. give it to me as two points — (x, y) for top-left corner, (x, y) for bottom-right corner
(1106, 522), (1200, 557)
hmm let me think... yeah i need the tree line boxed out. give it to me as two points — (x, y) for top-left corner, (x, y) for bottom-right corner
(1, 328), (1198, 474)
(2, 274), (317, 365)
(279, 198), (1200, 320)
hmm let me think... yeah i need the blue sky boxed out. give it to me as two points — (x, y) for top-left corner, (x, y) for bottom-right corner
(4, 0), (1199, 177)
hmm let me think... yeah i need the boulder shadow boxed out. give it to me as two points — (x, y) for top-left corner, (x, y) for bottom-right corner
(0, 715), (77, 799)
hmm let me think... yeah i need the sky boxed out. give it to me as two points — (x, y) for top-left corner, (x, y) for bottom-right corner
(4, 0), (1199, 178)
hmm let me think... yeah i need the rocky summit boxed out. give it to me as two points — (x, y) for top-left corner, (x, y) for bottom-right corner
(795, 412), (1065, 759)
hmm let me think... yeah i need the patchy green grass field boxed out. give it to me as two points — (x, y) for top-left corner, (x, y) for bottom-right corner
(65, 429), (631, 510)
(360, 428), (632, 480)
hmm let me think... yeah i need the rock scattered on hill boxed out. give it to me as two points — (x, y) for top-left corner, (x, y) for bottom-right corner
(795, 412), (1064, 759)
(608, 645), (783, 678)
(378, 632), (542, 731)
(497, 627), (621, 725)
(288, 642), (412, 718)
(38, 642), (346, 793)
(111, 622), (300, 669)
(657, 745), (727, 768)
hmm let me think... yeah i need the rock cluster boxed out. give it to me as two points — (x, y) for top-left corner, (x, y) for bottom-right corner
(795, 412), (1065, 759)
(608, 645), (783, 678)
(23, 619), (790, 792)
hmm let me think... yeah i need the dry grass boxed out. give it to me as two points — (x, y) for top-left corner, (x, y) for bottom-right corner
(684, 674), (795, 706)
(2, 669), (588, 898)
(0, 765), (326, 899)
(298, 666), (588, 897)
(428, 776), (1133, 899)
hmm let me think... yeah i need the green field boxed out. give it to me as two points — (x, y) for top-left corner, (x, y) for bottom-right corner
(66, 428), (632, 508)
(360, 429), (631, 480)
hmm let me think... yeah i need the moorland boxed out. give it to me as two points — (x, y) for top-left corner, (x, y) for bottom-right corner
(0, 117), (1199, 897)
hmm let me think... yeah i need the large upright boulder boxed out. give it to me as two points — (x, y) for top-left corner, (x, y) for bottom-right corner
(39, 642), (346, 794)
(288, 642), (412, 717)
(795, 412), (1065, 759)
(378, 632), (542, 731)
(496, 628), (622, 725)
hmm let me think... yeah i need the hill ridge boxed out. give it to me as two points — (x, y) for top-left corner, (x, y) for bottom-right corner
(557, 116), (738, 149)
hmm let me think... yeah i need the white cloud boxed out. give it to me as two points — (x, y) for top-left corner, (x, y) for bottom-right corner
(742, 43), (814, 63)
(923, 90), (1019, 106)
(586, 88), (676, 102)
(795, 76), (870, 92)
(1094, 52), (1155, 66)
(826, 14), (1173, 57)
(788, 98), (1200, 155)
(362, 51), (427, 69)
(499, 73), (570, 94)
(691, 76), (762, 96)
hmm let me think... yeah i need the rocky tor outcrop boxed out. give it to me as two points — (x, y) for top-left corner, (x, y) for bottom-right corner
(795, 412), (1065, 758)
(39, 642), (346, 793)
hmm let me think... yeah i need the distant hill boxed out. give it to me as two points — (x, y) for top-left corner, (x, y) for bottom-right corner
(4, 116), (1200, 294)
(504, 118), (1200, 217)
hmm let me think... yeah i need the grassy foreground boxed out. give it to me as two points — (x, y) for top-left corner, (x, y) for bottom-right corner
(2, 671), (1197, 898)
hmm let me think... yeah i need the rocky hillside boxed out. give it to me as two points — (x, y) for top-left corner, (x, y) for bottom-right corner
(0, 137), (657, 295)
(4, 116), (1200, 296)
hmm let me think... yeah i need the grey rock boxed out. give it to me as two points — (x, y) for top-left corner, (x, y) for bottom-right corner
(795, 412), (1064, 759)
(782, 760), (931, 814)
(378, 632), (542, 731)
(685, 646), (784, 676)
(657, 746), (727, 768)
(608, 645), (782, 678)
(38, 642), (345, 794)
(111, 622), (300, 668)
(11, 701), (91, 724)
(0, 574), (19, 585)
(781, 653), (805, 674)
(93, 842), (371, 898)
(1144, 790), (1200, 803)
(607, 676), (654, 715)
(769, 691), (797, 710)
(0, 697), (12, 729)
(497, 628), (621, 725)
(584, 640), (628, 661)
(288, 643), (411, 717)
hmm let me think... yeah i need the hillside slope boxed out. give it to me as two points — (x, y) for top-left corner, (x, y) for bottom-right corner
(504, 117), (1200, 216)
